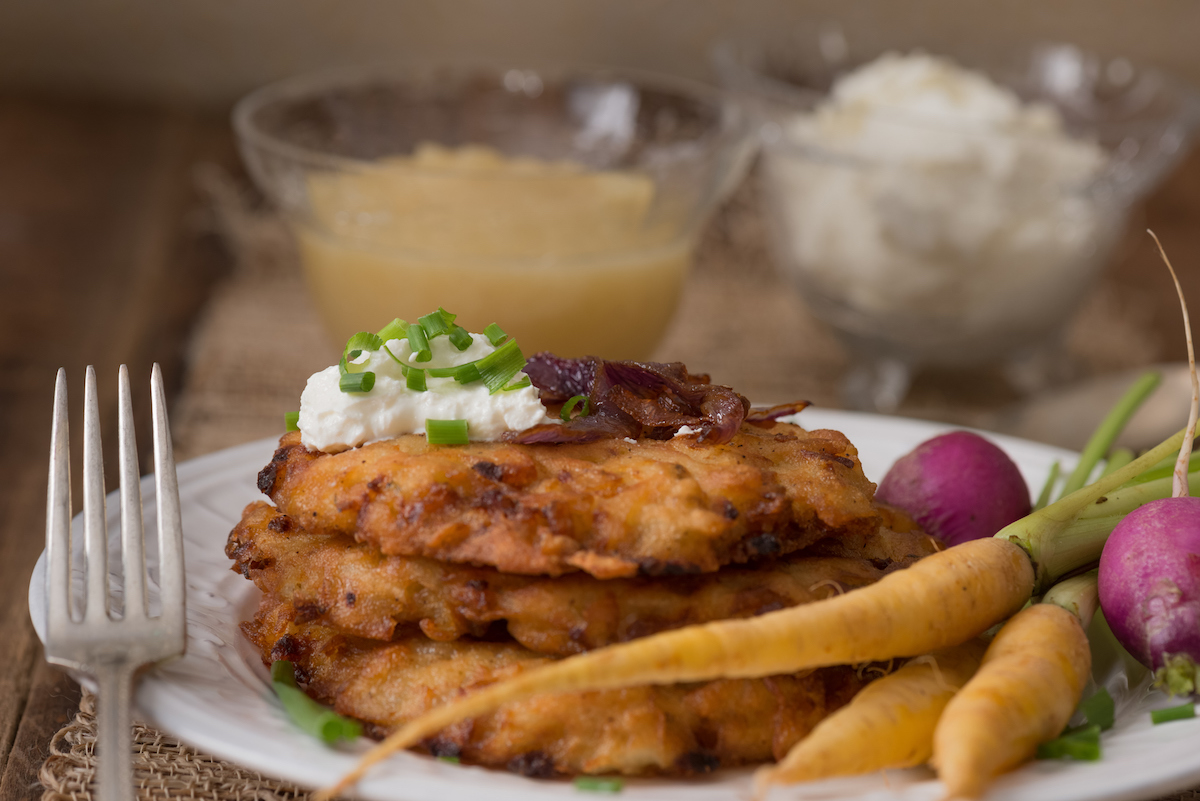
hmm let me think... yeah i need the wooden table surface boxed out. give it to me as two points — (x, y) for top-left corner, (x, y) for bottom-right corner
(1, 93), (1199, 800)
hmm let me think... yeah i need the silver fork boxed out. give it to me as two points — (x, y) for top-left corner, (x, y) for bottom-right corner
(44, 364), (187, 801)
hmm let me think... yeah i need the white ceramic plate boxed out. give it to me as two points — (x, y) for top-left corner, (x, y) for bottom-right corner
(28, 410), (1200, 801)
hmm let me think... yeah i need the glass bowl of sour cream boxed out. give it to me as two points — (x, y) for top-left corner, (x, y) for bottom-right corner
(715, 38), (1200, 410)
(234, 65), (755, 360)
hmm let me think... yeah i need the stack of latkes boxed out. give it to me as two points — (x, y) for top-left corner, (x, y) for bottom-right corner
(227, 423), (939, 777)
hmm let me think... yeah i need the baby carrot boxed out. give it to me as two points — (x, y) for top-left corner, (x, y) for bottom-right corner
(753, 638), (988, 796)
(932, 597), (1093, 799)
(316, 537), (1033, 800)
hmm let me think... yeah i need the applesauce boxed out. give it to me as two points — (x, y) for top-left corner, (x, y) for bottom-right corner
(297, 144), (692, 359)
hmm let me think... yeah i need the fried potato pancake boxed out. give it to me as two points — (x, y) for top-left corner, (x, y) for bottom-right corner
(246, 593), (867, 777)
(228, 501), (938, 656)
(257, 423), (880, 579)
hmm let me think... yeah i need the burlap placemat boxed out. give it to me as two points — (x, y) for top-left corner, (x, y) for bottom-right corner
(36, 163), (1193, 800)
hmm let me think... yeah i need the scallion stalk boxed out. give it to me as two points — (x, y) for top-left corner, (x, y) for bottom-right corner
(1151, 703), (1196, 724)
(1034, 461), (1061, 511)
(376, 317), (408, 342)
(483, 323), (508, 346)
(1036, 723), (1101, 761)
(420, 310), (452, 339)
(476, 339), (525, 394)
(270, 660), (361, 744)
(1079, 687), (1115, 731)
(406, 367), (427, 392)
(572, 776), (624, 793)
(448, 324), (474, 351)
(561, 394), (590, 421)
(406, 323), (431, 362)
(339, 371), (375, 393)
(344, 331), (383, 357)
(1100, 448), (1135, 478)
(284, 411), (300, 432)
(454, 363), (482, 384)
(502, 375), (532, 391)
(426, 419), (469, 445)
(1059, 371), (1161, 497)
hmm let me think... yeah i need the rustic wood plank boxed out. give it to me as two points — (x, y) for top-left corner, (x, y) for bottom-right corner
(0, 95), (234, 797)
(0, 661), (80, 801)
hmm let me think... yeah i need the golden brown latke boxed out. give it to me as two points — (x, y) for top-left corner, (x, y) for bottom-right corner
(256, 423), (880, 579)
(227, 501), (938, 656)
(245, 593), (868, 777)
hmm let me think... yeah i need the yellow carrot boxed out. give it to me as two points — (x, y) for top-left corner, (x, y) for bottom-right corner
(753, 638), (988, 796)
(932, 603), (1092, 799)
(316, 537), (1033, 800)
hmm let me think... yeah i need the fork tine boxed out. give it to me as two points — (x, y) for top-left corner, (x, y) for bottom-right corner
(46, 368), (72, 635)
(82, 365), (110, 624)
(117, 365), (147, 620)
(151, 364), (185, 638)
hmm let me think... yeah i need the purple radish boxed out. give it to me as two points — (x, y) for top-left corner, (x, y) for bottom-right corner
(1098, 499), (1200, 694)
(877, 430), (1031, 547)
(1098, 233), (1200, 695)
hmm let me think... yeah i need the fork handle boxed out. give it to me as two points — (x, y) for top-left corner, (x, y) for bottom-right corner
(94, 661), (138, 801)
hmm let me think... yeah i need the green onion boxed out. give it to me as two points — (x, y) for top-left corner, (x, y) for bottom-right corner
(448, 324), (474, 351)
(420, 310), (452, 339)
(1036, 723), (1101, 761)
(1080, 687), (1115, 730)
(483, 323), (508, 346)
(561, 394), (590, 421)
(436, 755), (461, 764)
(270, 660), (361, 744)
(339, 371), (375, 393)
(1124, 451), (1200, 486)
(406, 367), (427, 392)
(1034, 461), (1061, 510)
(454, 363), (482, 384)
(284, 411), (300, 432)
(344, 331), (383, 357)
(382, 344), (405, 366)
(502, 375), (532, 391)
(572, 776), (623, 794)
(1151, 703), (1196, 724)
(1100, 448), (1135, 478)
(476, 339), (525, 394)
(376, 317), (408, 342)
(406, 323), (432, 362)
(1060, 371), (1162, 496)
(426, 419), (469, 445)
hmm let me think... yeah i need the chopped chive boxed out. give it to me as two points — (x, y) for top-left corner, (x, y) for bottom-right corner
(284, 411), (300, 432)
(339, 371), (375, 393)
(436, 755), (461, 764)
(1034, 461), (1060, 510)
(1151, 703), (1196, 724)
(573, 776), (623, 793)
(454, 363), (482, 384)
(476, 339), (525, 394)
(561, 394), (591, 421)
(406, 367), (427, 392)
(502, 375), (532, 391)
(344, 331), (383, 357)
(376, 317), (408, 342)
(1036, 723), (1101, 761)
(270, 660), (361, 744)
(426, 419), (469, 445)
(1080, 687), (1115, 730)
(420, 310), (452, 339)
(406, 323), (432, 362)
(448, 324), (474, 351)
(483, 323), (508, 346)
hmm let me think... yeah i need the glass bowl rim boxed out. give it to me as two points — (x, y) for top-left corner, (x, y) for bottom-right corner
(232, 62), (752, 177)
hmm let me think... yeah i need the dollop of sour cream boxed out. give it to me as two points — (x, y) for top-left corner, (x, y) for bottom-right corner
(298, 330), (557, 452)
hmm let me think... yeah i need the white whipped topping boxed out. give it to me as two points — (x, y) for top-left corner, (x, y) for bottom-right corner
(298, 331), (556, 452)
(765, 52), (1115, 357)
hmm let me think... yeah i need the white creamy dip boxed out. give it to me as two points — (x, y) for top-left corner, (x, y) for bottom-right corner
(763, 52), (1116, 361)
(298, 330), (556, 452)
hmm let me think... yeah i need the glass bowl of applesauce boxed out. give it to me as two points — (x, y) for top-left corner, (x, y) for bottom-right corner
(233, 65), (755, 359)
